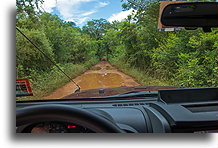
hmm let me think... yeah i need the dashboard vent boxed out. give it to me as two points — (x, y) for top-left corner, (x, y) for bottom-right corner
(112, 103), (147, 107)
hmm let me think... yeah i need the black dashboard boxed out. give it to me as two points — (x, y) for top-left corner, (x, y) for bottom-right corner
(16, 87), (218, 133)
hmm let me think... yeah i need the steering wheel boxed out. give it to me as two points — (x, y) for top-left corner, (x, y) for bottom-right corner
(16, 104), (123, 133)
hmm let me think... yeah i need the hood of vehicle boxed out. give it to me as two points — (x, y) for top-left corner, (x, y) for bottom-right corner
(62, 86), (178, 99)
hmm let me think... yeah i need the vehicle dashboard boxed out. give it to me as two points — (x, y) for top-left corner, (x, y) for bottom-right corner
(16, 87), (218, 133)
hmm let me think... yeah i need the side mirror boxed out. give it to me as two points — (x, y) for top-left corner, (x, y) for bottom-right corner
(161, 2), (218, 32)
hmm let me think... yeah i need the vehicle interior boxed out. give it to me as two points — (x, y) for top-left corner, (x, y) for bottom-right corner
(16, 2), (218, 133)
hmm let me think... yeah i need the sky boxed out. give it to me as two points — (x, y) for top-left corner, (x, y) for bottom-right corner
(40, 0), (134, 27)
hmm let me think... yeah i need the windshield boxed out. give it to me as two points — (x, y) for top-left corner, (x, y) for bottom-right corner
(16, 0), (218, 101)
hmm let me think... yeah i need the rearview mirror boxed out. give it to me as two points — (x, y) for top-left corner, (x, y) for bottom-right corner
(161, 2), (218, 31)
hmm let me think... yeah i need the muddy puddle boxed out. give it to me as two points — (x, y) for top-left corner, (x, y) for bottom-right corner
(43, 61), (139, 99)
(77, 73), (123, 90)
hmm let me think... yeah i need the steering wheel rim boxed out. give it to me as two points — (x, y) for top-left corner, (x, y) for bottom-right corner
(16, 104), (123, 133)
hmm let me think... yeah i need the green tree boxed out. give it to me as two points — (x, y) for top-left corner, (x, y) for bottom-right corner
(82, 18), (111, 40)
(39, 13), (83, 63)
(16, 0), (44, 28)
(16, 28), (54, 77)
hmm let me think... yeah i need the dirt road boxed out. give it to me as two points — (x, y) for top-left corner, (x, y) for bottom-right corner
(43, 61), (139, 99)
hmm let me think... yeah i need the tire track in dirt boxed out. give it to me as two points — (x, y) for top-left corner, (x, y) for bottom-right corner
(43, 61), (139, 99)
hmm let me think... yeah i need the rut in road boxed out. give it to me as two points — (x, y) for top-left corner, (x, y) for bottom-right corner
(43, 61), (139, 99)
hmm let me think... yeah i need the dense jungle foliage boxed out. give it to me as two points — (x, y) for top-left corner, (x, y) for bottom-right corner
(16, 0), (217, 99)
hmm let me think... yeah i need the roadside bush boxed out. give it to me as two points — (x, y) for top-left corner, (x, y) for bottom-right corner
(16, 28), (54, 78)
